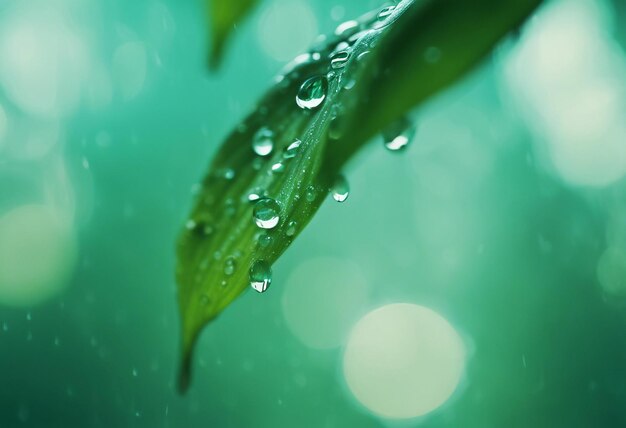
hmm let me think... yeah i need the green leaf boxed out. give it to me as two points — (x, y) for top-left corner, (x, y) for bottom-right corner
(178, 0), (542, 392)
(206, 0), (258, 69)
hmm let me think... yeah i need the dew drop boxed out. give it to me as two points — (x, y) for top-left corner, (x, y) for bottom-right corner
(247, 187), (266, 202)
(330, 50), (350, 69)
(382, 117), (416, 152)
(305, 185), (317, 202)
(185, 219), (197, 230)
(253, 198), (281, 229)
(224, 257), (236, 276)
(377, 5), (395, 20)
(252, 127), (274, 156)
(286, 221), (297, 237)
(258, 233), (272, 248)
(271, 162), (285, 174)
(296, 76), (328, 110)
(284, 139), (302, 159)
(250, 260), (272, 293)
(332, 175), (350, 202)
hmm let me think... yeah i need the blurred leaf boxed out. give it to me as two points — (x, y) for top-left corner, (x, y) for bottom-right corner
(207, 0), (258, 69)
(178, 0), (542, 391)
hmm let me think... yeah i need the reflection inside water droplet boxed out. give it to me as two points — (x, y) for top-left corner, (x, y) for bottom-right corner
(296, 76), (328, 110)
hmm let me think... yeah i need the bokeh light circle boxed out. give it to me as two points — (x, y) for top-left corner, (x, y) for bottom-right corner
(282, 257), (369, 349)
(0, 204), (78, 307)
(343, 303), (465, 419)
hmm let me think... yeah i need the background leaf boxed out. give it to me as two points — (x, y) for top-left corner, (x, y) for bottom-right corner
(178, 0), (542, 391)
(207, 0), (258, 69)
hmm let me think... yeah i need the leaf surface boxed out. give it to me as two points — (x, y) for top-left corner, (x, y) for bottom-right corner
(178, 0), (542, 391)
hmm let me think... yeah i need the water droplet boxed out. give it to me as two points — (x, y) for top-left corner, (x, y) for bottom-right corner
(247, 187), (266, 202)
(224, 257), (236, 276)
(250, 260), (272, 293)
(378, 5), (395, 20)
(332, 175), (350, 202)
(343, 78), (356, 90)
(199, 294), (210, 305)
(284, 139), (302, 159)
(382, 117), (416, 152)
(296, 76), (328, 110)
(335, 20), (359, 37)
(252, 127), (274, 156)
(185, 219), (197, 230)
(286, 221), (297, 237)
(357, 51), (370, 62)
(330, 50), (350, 69)
(305, 185), (317, 202)
(258, 233), (272, 248)
(271, 162), (285, 174)
(253, 198), (281, 229)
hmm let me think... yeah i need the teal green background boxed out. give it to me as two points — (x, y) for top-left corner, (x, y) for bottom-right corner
(1, 0), (626, 427)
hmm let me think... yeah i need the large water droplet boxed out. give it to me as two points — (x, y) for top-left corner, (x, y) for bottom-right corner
(382, 117), (416, 152)
(253, 198), (281, 229)
(330, 50), (350, 69)
(332, 175), (350, 202)
(224, 257), (236, 276)
(283, 139), (302, 159)
(296, 76), (328, 110)
(250, 260), (272, 293)
(252, 127), (274, 156)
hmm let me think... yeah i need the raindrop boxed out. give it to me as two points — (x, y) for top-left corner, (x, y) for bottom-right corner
(296, 76), (328, 110)
(377, 5), (395, 20)
(247, 187), (266, 202)
(253, 198), (281, 229)
(382, 117), (416, 152)
(305, 185), (317, 202)
(284, 139), (302, 159)
(250, 260), (272, 293)
(286, 221), (297, 237)
(224, 257), (236, 276)
(332, 175), (350, 202)
(222, 168), (235, 180)
(252, 127), (274, 156)
(258, 233), (272, 248)
(343, 78), (356, 90)
(330, 50), (350, 69)
(271, 162), (285, 174)
(185, 219), (197, 230)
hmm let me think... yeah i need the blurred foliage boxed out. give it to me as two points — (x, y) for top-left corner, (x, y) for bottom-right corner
(207, 0), (259, 68)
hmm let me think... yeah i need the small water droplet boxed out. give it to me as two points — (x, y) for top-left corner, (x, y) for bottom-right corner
(305, 185), (317, 202)
(284, 139), (302, 159)
(224, 257), (236, 276)
(252, 127), (274, 156)
(258, 233), (272, 248)
(247, 187), (266, 202)
(223, 168), (235, 180)
(185, 219), (197, 230)
(253, 198), (281, 229)
(330, 50), (350, 69)
(286, 221), (297, 237)
(343, 78), (356, 90)
(382, 117), (416, 152)
(332, 175), (350, 202)
(271, 162), (285, 174)
(200, 294), (210, 305)
(378, 5), (395, 20)
(296, 76), (328, 110)
(357, 51), (370, 62)
(250, 260), (272, 293)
